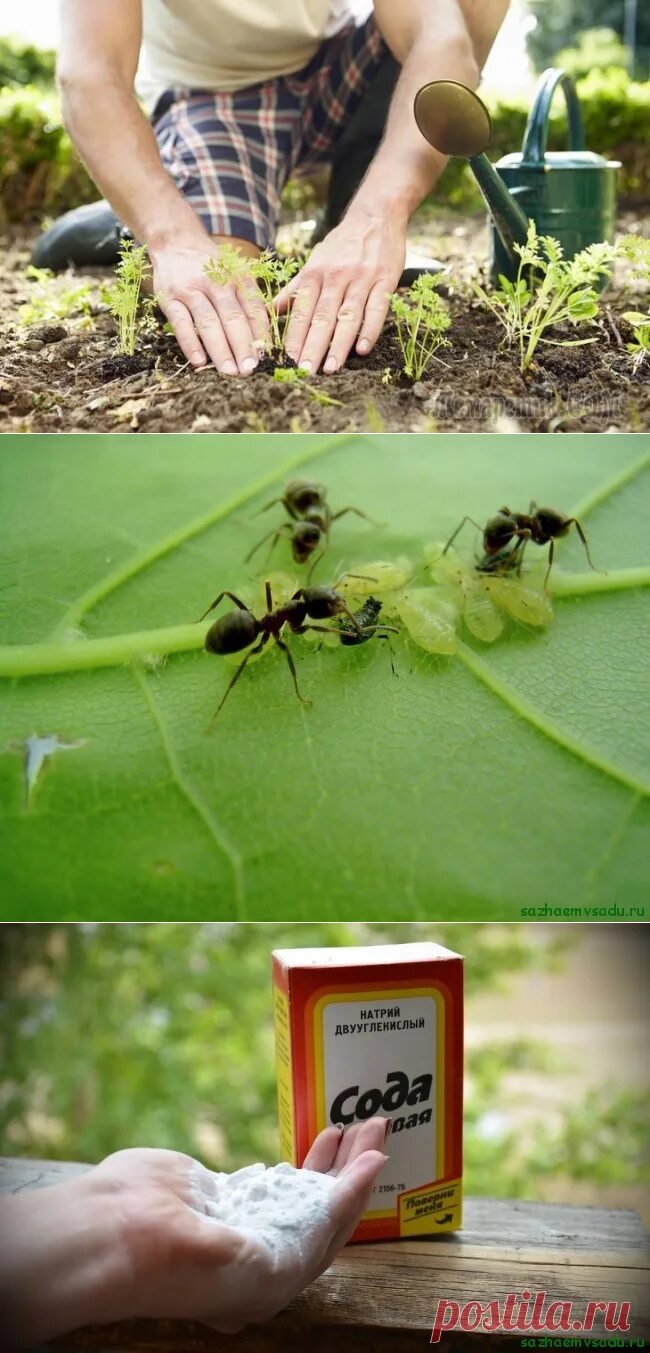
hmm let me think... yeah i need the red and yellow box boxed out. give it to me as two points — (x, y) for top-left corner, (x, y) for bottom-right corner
(272, 941), (463, 1242)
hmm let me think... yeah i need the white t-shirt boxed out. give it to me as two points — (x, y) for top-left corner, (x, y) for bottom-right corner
(137, 1), (372, 107)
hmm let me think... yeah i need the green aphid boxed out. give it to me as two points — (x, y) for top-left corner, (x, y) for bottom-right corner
(424, 541), (552, 642)
(395, 587), (459, 655)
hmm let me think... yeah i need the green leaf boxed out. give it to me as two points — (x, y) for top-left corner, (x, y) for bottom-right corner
(0, 434), (648, 920)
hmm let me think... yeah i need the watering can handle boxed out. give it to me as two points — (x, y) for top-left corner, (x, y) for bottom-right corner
(521, 67), (585, 164)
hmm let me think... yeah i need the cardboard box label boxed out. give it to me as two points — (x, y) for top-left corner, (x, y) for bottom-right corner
(317, 990), (443, 1215)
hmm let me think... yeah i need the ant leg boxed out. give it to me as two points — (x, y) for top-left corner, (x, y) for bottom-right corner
(376, 633), (399, 677)
(264, 579), (274, 611)
(206, 633), (269, 732)
(511, 532), (530, 577)
(570, 518), (599, 573)
(543, 538), (555, 590)
(196, 591), (249, 623)
(331, 506), (384, 527)
(249, 496), (292, 520)
(245, 524), (289, 565)
(296, 623), (339, 635)
(306, 550), (326, 583)
(274, 635), (311, 705)
(443, 516), (483, 555)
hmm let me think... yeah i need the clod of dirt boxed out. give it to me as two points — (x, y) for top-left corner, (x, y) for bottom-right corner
(256, 351), (298, 375)
(31, 324), (69, 345)
(96, 353), (155, 382)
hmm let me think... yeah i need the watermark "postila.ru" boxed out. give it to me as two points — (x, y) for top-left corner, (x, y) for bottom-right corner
(430, 1291), (633, 1344)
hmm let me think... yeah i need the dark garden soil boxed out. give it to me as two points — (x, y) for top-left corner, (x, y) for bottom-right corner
(1, 211), (648, 434)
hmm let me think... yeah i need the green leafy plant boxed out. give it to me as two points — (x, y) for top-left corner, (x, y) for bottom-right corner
(249, 251), (300, 359)
(206, 248), (300, 361)
(18, 265), (95, 328)
(620, 234), (650, 370)
(621, 311), (650, 370)
(0, 435), (648, 919)
(389, 274), (451, 380)
(205, 242), (254, 291)
(474, 223), (619, 372)
(272, 365), (342, 408)
(104, 240), (152, 356)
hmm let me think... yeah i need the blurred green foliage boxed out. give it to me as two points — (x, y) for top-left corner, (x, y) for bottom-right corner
(0, 86), (96, 225)
(0, 36), (56, 87)
(525, 0), (650, 79)
(0, 924), (647, 1205)
(556, 27), (630, 79)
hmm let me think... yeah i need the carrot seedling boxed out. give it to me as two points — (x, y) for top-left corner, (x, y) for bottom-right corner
(104, 240), (152, 356)
(273, 366), (342, 407)
(390, 274), (451, 380)
(473, 222), (619, 373)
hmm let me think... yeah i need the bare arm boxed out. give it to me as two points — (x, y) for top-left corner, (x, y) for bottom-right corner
(59, 0), (267, 373)
(59, 0), (200, 256)
(281, 0), (509, 373)
(359, 0), (509, 218)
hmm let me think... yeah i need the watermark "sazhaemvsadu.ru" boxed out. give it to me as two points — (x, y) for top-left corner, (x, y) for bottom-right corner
(430, 1292), (632, 1343)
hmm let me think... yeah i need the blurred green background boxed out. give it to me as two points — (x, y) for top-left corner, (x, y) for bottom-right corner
(1, 923), (648, 1219)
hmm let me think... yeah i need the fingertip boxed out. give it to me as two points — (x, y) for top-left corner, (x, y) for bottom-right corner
(356, 338), (370, 355)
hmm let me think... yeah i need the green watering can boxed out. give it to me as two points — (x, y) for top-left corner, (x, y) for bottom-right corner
(414, 67), (620, 282)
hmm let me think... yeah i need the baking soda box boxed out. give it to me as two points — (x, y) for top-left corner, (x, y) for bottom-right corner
(272, 941), (463, 1242)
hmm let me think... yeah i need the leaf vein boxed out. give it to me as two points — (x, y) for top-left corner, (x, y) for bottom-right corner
(132, 667), (246, 917)
(455, 641), (650, 798)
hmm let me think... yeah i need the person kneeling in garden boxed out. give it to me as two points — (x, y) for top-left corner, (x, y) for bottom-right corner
(42, 0), (508, 375)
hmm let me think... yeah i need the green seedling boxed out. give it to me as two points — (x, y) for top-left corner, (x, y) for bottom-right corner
(205, 242), (254, 290)
(19, 265), (94, 327)
(621, 311), (650, 370)
(273, 365), (342, 407)
(205, 247), (300, 359)
(620, 235), (650, 371)
(104, 240), (152, 356)
(389, 274), (451, 380)
(474, 221), (619, 373)
(251, 251), (300, 358)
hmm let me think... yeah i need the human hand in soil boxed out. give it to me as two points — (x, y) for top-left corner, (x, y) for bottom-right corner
(0, 1120), (388, 1348)
(277, 204), (407, 374)
(151, 235), (268, 374)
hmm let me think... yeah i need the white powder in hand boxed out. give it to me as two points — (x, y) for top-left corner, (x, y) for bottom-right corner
(191, 1161), (338, 1263)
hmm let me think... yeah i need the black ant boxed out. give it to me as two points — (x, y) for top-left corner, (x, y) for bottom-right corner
(444, 502), (597, 585)
(246, 478), (379, 571)
(197, 577), (377, 728)
(333, 597), (399, 675)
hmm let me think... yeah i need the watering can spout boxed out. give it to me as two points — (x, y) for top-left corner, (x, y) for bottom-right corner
(413, 80), (530, 269)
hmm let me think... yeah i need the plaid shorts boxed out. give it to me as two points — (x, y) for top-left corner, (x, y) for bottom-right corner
(152, 14), (388, 250)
